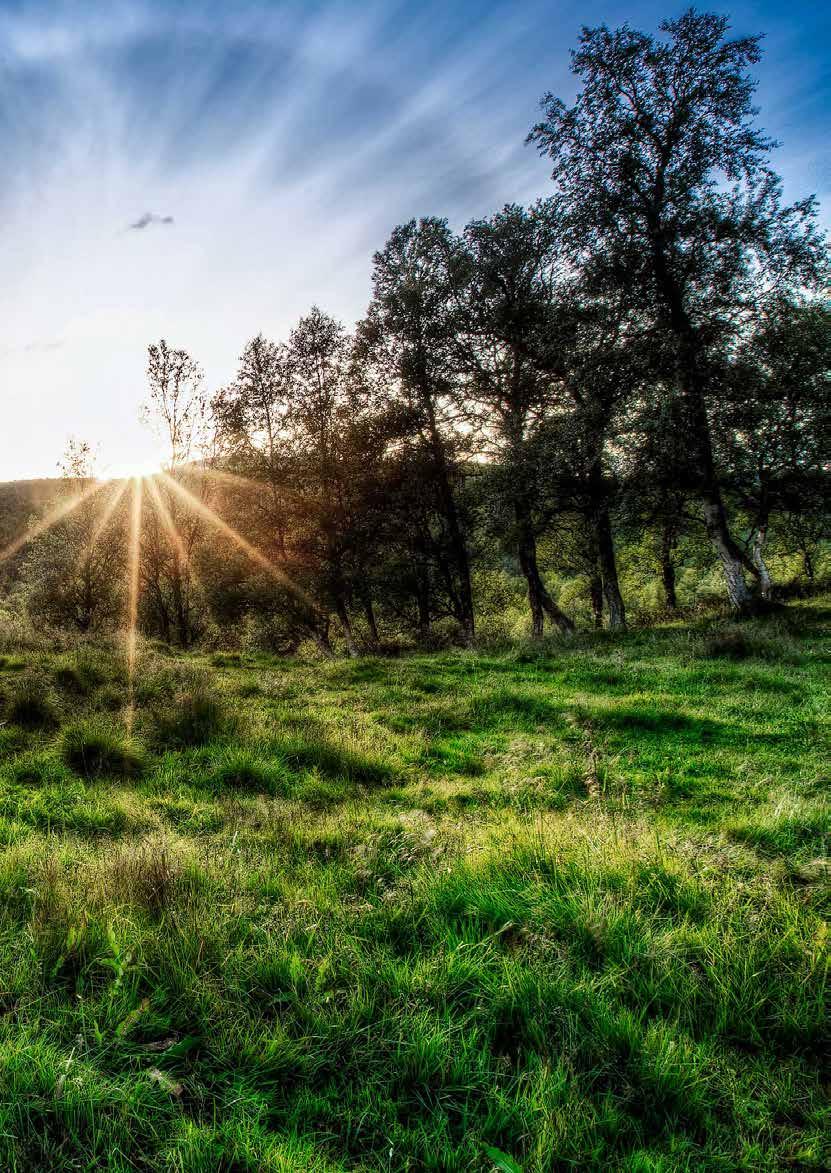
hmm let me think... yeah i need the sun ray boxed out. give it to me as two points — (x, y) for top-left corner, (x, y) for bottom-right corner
(0, 479), (107, 566)
(125, 477), (144, 731)
(144, 474), (198, 579)
(157, 470), (312, 608)
(77, 477), (129, 573)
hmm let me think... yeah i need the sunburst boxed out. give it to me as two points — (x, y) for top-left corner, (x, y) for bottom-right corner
(0, 464), (307, 729)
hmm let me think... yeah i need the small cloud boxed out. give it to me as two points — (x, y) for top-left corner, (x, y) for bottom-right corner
(128, 212), (174, 230)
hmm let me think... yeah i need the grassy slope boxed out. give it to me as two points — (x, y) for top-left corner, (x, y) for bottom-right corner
(0, 605), (828, 1171)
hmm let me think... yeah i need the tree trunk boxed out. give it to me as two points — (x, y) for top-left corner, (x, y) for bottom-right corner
(311, 617), (335, 659)
(595, 507), (626, 630)
(649, 230), (754, 612)
(701, 492), (754, 611)
(589, 573), (604, 629)
(750, 523), (773, 601)
(516, 514), (574, 636)
(415, 567), (431, 643)
(424, 407), (475, 644)
(516, 518), (545, 639)
(660, 522), (678, 611)
(803, 546), (814, 583)
(362, 594), (380, 648)
(334, 597), (359, 658)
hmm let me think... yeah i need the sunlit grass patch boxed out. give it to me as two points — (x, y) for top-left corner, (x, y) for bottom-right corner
(210, 747), (291, 795)
(147, 673), (231, 748)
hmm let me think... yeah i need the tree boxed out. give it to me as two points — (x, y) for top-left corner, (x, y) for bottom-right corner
(718, 297), (831, 594)
(529, 9), (827, 611)
(358, 219), (477, 644)
(453, 202), (575, 636)
(141, 341), (209, 646)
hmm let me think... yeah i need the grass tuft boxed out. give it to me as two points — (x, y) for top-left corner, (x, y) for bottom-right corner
(3, 674), (58, 729)
(60, 721), (146, 779)
(149, 674), (230, 747)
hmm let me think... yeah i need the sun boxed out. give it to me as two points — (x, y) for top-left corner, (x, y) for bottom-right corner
(104, 456), (165, 481)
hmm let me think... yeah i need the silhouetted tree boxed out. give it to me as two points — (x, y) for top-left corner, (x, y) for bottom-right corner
(529, 9), (827, 610)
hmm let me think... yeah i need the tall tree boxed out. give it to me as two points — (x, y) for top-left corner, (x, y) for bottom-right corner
(358, 218), (476, 644)
(453, 202), (575, 636)
(529, 9), (827, 611)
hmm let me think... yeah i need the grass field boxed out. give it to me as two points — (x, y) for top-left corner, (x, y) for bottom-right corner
(0, 604), (828, 1170)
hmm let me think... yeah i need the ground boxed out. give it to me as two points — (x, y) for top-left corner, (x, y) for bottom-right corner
(0, 603), (828, 1171)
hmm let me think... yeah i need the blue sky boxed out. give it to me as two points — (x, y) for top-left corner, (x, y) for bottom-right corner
(0, 0), (828, 479)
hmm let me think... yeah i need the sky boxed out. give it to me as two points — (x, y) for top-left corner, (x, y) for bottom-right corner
(0, 0), (828, 480)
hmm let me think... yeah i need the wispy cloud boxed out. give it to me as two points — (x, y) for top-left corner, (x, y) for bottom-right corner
(128, 213), (175, 231)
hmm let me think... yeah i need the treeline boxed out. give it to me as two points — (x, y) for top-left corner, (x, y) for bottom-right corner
(5, 10), (830, 652)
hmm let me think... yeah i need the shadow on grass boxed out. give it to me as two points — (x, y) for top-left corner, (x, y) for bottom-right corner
(269, 735), (393, 786)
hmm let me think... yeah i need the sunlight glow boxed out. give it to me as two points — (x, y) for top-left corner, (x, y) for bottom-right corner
(144, 474), (194, 573)
(158, 470), (312, 608)
(0, 461), (313, 730)
(104, 456), (165, 481)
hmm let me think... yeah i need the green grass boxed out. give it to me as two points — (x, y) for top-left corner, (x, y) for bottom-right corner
(0, 604), (828, 1170)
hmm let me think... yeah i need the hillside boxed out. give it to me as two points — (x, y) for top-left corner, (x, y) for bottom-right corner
(0, 604), (828, 1169)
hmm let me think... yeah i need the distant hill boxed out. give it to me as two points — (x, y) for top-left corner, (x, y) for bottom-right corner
(0, 478), (69, 585)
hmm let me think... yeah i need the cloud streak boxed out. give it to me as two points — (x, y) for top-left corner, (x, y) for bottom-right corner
(128, 213), (174, 230)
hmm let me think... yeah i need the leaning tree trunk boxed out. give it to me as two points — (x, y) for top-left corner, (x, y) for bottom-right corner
(516, 514), (574, 637)
(361, 593), (380, 649)
(700, 488), (754, 611)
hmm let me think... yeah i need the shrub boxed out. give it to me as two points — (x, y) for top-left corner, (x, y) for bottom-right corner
(60, 722), (145, 779)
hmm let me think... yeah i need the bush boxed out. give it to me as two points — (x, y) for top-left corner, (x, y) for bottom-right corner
(60, 722), (145, 779)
